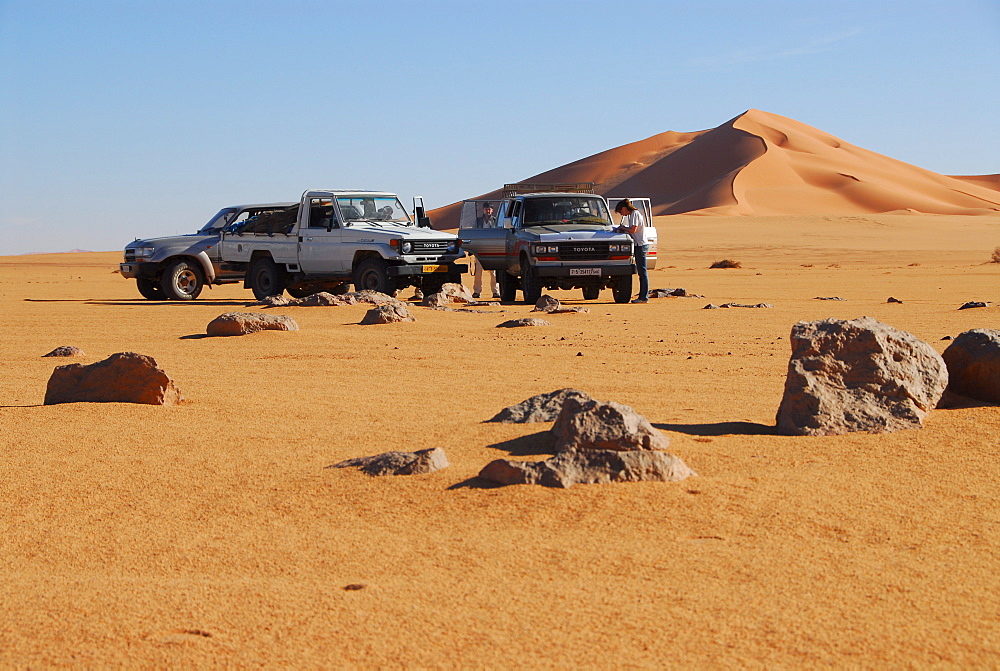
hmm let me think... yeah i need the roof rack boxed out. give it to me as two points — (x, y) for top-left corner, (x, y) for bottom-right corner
(502, 182), (596, 198)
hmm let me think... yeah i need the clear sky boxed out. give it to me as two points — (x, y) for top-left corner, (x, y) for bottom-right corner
(1, 0), (998, 255)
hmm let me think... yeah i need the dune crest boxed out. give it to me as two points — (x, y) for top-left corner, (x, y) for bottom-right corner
(430, 110), (999, 227)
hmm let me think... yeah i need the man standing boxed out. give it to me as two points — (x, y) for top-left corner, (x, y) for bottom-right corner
(615, 199), (649, 303)
(472, 202), (499, 298)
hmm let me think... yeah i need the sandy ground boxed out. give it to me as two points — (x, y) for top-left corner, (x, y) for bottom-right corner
(1, 214), (998, 667)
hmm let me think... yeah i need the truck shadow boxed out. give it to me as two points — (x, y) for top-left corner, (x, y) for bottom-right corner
(653, 421), (777, 436)
(83, 299), (254, 307)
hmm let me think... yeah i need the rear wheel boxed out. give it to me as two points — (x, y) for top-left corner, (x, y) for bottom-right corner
(612, 274), (633, 304)
(248, 257), (287, 300)
(136, 277), (164, 300)
(354, 257), (397, 295)
(520, 259), (542, 304)
(582, 285), (600, 300)
(160, 259), (204, 300)
(498, 271), (517, 302)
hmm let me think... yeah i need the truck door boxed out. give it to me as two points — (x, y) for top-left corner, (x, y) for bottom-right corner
(297, 197), (345, 274)
(457, 200), (509, 271)
(606, 196), (657, 270)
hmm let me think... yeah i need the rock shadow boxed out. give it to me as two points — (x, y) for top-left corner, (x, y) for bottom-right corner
(654, 421), (776, 437)
(486, 430), (555, 457)
(447, 477), (502, 490)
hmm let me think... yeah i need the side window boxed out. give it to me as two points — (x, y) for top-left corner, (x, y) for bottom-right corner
(308, 198), (336, 229)
(508, 200), (522, 227)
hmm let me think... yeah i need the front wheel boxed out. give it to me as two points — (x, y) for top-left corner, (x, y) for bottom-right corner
(248, 257), (287, 300)
(612, 274), (633, 304)
(354, 257), (397, 295)
(520, 259), (542, 305)
(160, 259), (205, 300)
(582, 285), (600, 300)
(136, 277), (165, 300)
(498, 270), (517, 302)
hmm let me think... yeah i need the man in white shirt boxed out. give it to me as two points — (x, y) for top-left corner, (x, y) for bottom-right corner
(615, 199), (649, 303)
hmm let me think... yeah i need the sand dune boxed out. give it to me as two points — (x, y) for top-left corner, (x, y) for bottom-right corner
(430, 110), (1000, 227)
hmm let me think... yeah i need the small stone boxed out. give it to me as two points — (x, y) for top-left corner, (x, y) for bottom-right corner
(814, 297), (844, 301)
(958, 301), (989, 310)
(887, 297), (903, 304)
(42, 346), (85, 357)
(360, 303), (415, 324)
(333, 447), (449, 475)
(703, 304), (720, 310)
(532, 295), (561, 312)
(207, 312), (299, 336)
(497, 318), (550, 328)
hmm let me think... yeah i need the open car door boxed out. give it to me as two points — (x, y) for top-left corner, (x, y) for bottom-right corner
(606, 196), (656, 270)
(457, 200), (509, 271)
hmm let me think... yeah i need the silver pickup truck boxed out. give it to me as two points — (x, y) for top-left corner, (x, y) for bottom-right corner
(459, 185), (655, 304)
(219, 189), (466, 299)
(120, 202), (296, 300)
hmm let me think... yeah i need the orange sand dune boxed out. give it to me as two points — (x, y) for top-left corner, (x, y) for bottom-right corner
(430, 110), (1000, 228)
(951, 174), (1000, 192)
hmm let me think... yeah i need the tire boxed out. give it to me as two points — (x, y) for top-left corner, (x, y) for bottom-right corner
(582, 285), (600, 300)
(248, 256), (287, 300)
(520, 258), (542, 305)
(136, 277), (164, 300)
(354, 257), (397, 295)
(160, 259), (204, 300)
(422, 275), (447, 296)
(498, 270), (517, 302)
(612, 274), (633, 304)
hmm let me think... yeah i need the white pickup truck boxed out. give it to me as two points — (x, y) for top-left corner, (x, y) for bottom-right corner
(219, 189), (466, 299)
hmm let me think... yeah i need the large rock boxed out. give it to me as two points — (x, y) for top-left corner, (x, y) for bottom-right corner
(479, 449), (694, 488)
(551, 396), (671, 452)
(942, 329), (1000, 403)
(206, 312), (299, 336)
(488, 388), (594, 423)
(44, 352), (182, 406)
(775, 316), (948, 435)
(360, 303), (415, 324)
(333, 447), (449, 476)
(497, 318), (550, 328)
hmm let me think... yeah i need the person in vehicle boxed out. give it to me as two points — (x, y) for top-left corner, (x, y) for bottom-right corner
(472, 202), (499, 298)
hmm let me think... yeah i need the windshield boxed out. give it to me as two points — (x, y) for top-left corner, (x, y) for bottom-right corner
(198, 207), (238, 233)
(522, 196), (612, 227)
(337, 196), (411, 225)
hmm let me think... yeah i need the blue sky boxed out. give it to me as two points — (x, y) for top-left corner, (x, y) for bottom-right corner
(1, 0), (998, 254)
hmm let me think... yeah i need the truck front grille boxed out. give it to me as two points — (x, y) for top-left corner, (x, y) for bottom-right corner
(124, 249), (136, 262)
(558, 242), (609, 261)
(411, 241), (452, 254)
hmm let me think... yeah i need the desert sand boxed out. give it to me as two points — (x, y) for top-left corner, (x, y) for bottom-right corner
(2, 211), (998, 666)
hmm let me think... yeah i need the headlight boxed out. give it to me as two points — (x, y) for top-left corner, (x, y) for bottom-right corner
(533, 244), (558, 255)
(401, 241), (413, 254)
(134, 247), (155, 258)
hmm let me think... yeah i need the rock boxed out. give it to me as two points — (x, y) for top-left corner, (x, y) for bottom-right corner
(941, 329), (1000, 403)
(548, 306), (590, 314)
(206, 312), (299, 336)
(775, 316), (948, 436)
(703, 304), (720, 309)
(42, 346), (85, 357)
(941, 335), (953, 340)
(497, 318), (550, 328)
(650, 288), (687, 298)
(719, 302), (773, 308)
(254, 294), (292, 307)
(551, 395), (671, 452)
(478, 449), (694, 488)
(421, 292), (451, 309)
(887, 297), (903, 304)
(348, 290), (401, 306)
(487, 388), (594, 423)
(532, 295), (561, 312)
(44, 352), (182, 406)
(814, 297), (844, 301)
(360, 303), (415, 324)
(958, 301), (989, 310)
(436, 282), (476, 303)
(333, 447), (449, 475)
(290, 292), (358, 307)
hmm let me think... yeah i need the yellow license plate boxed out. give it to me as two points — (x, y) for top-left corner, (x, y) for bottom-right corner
(422, 264), (449, 273)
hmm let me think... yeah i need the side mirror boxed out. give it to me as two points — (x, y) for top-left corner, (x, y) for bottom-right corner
(418, 216), (432, 228)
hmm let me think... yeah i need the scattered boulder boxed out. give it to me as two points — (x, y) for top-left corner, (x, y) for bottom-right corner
(206, 312), (299, 336)
(703, 304), (720, 310)
(333, 447), (449, 476)
(487, 388), (594, 423)
(44, 352), (182, 406)
(479, 449), (694, 488)
(814, 297), (844, 301)
(887, 297), (903, 304)
(436, 283), (476, 303)
(958, 301), (990, 310)
(43, 346), (85, 357)
(719, 302), (773, 309)
(497, 318), (550, 328)
(360, 303), (415, 324)
(253, 294), (292, 307)
(532, 295), (562, 312)
(290, 292), (358, 307)
(421, 292), (451, 309)
(552, 395), (672, 452)
(941, 329), (1000, 403)
(650, 288), (687, 298)
(775, 316), (948, 436)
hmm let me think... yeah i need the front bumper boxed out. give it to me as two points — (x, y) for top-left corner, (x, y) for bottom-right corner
(534, 263), (635, 278)
(388, 262), (467, 277)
